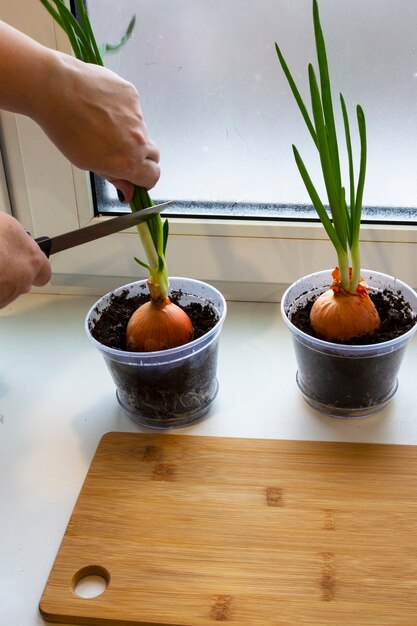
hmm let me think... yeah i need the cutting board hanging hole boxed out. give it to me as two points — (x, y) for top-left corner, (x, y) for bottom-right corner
(72, 565), (110, 599)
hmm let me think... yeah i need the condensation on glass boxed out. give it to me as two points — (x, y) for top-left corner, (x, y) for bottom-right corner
(86, 0), (417, 222)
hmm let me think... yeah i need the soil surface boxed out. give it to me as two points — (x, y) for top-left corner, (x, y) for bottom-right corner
(90, 289), (218, 351)
(290, 288), (416, 345)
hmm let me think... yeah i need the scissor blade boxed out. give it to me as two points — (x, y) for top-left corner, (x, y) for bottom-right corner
(37, 202), (171, 256)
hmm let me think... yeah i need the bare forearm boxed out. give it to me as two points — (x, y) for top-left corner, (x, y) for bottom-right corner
(0, 21), (56, 120)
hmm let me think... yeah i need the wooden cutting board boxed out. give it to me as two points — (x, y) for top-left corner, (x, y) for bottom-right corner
(40, 432), (417, 625)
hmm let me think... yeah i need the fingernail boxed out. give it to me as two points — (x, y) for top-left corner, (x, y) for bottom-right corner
(117, 189), (125, 203)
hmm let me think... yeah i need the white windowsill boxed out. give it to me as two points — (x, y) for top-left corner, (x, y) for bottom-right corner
(2, 291), (417, 624)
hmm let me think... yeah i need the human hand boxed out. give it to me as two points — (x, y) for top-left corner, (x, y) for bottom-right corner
(0, 214), (51, 308)
(0, 22), (160, 203)
(33, 52), (160, 203)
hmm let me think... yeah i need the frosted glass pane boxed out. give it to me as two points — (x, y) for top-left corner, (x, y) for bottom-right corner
(87, 0), (417, 209)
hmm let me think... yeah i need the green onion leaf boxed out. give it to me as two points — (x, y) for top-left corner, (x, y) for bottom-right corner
(340, 93), (355, 241)
(313, 0), (341, 190)
(134, 257), (151, 271)
(100, 16), (136, 57)
(275, 43), (318, 149)
(276, 0), (367, 293)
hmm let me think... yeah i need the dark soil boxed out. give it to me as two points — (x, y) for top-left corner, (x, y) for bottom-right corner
(90, 289), (218, 351)
(290, 288), (416, 344)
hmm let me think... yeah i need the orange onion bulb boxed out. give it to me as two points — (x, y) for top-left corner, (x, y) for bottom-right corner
(126, 297), (193, 352)
(310, 287), (380, 342)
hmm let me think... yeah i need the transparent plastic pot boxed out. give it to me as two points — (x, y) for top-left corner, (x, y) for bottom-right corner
(86, 278), (227, 429)
(281, 270), (417, 418)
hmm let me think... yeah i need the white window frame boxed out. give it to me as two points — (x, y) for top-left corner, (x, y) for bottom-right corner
(1, 0), (417, 302)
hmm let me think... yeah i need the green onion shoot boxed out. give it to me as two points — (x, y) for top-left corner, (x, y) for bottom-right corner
(275, 0), (380, 341)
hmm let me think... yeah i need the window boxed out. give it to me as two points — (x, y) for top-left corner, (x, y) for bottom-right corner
(0, 1), (417, 300)
(89, 0), (417, 224)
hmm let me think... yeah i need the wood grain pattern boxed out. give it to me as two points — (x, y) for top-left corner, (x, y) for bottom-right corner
(39, 433), (417, 625)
